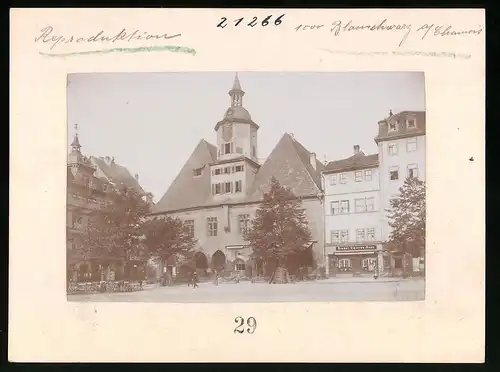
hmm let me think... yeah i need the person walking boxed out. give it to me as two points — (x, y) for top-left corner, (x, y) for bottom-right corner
(214, 270), (219, 286)
(192, 271), (199, 289)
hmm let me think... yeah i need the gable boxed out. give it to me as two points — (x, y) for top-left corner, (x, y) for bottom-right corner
(152, 139), (217, 213)
(248, 133), (321, 201)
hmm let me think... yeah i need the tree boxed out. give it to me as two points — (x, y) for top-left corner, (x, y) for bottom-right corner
(82, 187), (151, 263)
(244, 177), (312, 283)
(141, 215), (197, 267)
(387, 177), (426, 258)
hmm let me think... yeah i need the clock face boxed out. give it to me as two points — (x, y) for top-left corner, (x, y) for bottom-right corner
(222, 123), (233, 142)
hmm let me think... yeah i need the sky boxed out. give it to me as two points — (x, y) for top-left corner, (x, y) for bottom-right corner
(67, 72), (425, 202)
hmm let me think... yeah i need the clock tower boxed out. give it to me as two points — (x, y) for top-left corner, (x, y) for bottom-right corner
(210, 73), (260, 200)
(214, 73), (259, 163)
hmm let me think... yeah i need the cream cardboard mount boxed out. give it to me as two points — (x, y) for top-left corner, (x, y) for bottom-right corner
(9, 8), (484, 363)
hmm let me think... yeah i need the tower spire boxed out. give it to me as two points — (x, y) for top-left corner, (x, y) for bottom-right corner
(70, 123), (81, 152)
(229, 72), (245, 108)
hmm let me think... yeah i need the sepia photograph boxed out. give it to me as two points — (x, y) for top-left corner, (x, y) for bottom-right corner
(66, 71), (426, 303)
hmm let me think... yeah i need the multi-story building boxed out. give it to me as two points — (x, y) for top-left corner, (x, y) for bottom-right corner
(151, 74), (325, 278)
(375, 110), (426, 243)
(66, 127), (150, 283)
(321, 110), (426, 276)
(322, 146), (383, 276)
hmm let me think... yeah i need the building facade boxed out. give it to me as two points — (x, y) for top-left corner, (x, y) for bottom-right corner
(322, 146), (384, 276)
(66, 126), (150, 283)
(151, 74), (325, 278)
(321, 110), (426, 276)
(375, 110), (426, 243)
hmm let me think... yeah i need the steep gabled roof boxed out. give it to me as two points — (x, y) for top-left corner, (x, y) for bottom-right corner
(247, 133), (323, 201)
(323, 153), (378, 173)
(91, 156), (145, 194)
(151, 139), (217, 213)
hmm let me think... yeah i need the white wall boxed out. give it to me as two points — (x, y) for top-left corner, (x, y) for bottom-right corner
(323, 167), (383, 248)
(166, 197), (324, 266)
(378, 135), (426, 240)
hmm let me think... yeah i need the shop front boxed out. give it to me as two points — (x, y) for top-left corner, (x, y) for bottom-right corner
(326, 244), (382, 276)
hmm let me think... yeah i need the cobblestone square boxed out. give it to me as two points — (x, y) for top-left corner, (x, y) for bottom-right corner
(68, 277), (425, 303)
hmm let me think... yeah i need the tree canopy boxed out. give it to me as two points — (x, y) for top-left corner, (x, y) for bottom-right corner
(387, 177), (426, 257)
(82, 187), (151, 262)
(140, 215), (196, 264)
(244, 177), (312, 266)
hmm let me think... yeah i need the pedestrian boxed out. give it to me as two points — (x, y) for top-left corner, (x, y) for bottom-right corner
(192, 271), (199, 289)
(214, 270), (219, 286)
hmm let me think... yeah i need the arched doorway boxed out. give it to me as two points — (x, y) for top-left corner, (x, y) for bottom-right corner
(212, 250), (226, 271)
(194, 252), (208, 277)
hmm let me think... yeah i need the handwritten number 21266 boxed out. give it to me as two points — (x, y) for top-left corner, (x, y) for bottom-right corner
(217, 14), (285, 28)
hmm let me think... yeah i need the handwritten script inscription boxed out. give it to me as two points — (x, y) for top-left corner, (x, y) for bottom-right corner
(294, 19), (483, 47)
(35, 26), (182, 50)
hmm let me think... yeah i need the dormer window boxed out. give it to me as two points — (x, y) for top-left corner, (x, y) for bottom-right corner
(193, 167), (203, 177)
(388, 120), (397, 132)
(406, 117), (416, 129)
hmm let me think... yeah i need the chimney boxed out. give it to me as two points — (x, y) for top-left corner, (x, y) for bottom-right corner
(310, 152), (317, 170)
(289, 132), (294, 140)
(105, 156), (111, 164)
(134, 173), (139, 182)
(353, 145), (360, 154)
(389, 109), (393, 117)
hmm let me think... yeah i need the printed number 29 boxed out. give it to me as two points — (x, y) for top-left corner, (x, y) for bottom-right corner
(234, 316), (257, 334)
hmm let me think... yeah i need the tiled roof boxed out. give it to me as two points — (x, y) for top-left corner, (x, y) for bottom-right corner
(247, 133), (323, 201)
(152, 134), (324, 214)
(151, 139), (217, 213)
(323, 153), (379, 173)
(375, 110), (426, 142)
(90, 156), (145, 194)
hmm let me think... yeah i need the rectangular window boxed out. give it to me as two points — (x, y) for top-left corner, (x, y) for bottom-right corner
(407, 137), (417, 152)
(390, 167), (399, 181)
(340, 230), (349, 243)
(364, 169), (372, 181)
(193, 168), (202, 177)
(235, 165), (244, 172)
(224, 167), (231, 174)
(339, 258), (351, 268)
(331, 201), (339, 215)
(389, 120), (397, 132)
(330, 174), (337, 186)
(366, 228), (375, 241)
(331, 230), (340, 243)
(185, 220), (195, 238)
(238, 214), (250, 234)
(235, 180), (242, 192)
(340, 173), (347, 184)
(224, 182), (232, 193)
(214, 168), (222, 175)
(252, 146), (256, 157)
(354, 198), (366, 213)
(356, 228), (365, 242)
(407, 164), (419, 178)
(207, 217), (218, 237)
(224, 143), (231, 154)
(340, 200), (350, 214)
(213, 183), (222, 195)
(366, 197), (375, 211)
(407, 118), (416, 129)
(355, 171), (363, 182)
(388, 143), (398, 156)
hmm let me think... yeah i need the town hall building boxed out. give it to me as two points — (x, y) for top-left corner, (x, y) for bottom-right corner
(151, 74), (325, 278)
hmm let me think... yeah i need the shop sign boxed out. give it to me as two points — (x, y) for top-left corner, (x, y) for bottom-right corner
(336, 245), (376, 252)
